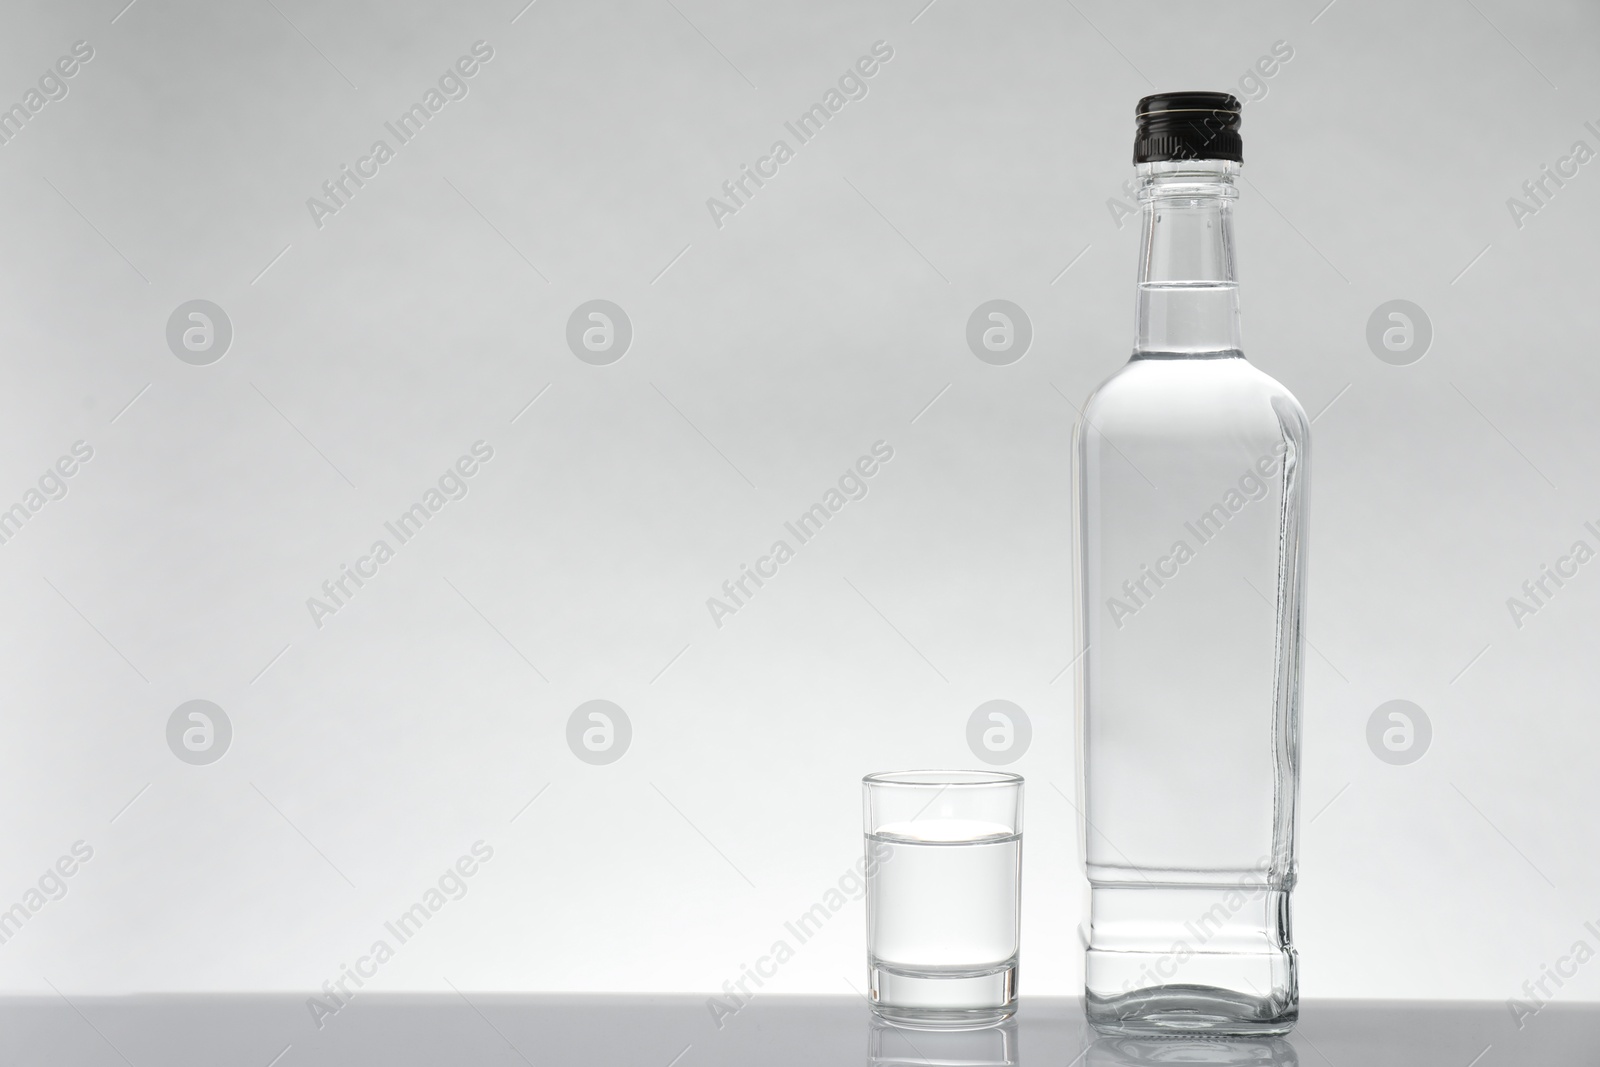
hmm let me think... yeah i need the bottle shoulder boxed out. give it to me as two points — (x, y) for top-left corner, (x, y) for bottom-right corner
(1080, 354), (1309, 443)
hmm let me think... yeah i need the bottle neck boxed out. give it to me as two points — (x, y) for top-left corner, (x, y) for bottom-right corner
(1133, 160), (1243, 358)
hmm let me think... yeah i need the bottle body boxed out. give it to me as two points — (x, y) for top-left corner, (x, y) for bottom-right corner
(1075, 160), (1308, 1035)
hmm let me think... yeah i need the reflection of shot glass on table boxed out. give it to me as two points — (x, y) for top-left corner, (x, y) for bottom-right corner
(863, 770), (1024, 1030)
(869, 1015), (1018, 1066)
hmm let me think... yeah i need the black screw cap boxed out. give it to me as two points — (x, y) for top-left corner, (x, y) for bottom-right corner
(1134, 91), (1243, 164)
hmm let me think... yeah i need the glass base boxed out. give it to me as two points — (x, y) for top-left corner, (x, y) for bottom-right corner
(869, 958), (1017, 1030)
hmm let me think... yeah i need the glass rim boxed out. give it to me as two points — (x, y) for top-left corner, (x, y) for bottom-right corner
(862, 769), (1023, 789)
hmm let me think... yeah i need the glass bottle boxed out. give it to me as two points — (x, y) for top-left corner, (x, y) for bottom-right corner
(1074, 92), (1309, 1036)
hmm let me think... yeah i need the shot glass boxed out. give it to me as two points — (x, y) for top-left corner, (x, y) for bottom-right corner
(863, 770), (1024, 1029)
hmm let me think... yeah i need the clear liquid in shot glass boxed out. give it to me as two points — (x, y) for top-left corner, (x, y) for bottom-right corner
(867, 817), (1021, 1028)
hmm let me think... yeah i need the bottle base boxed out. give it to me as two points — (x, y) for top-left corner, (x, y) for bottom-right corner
(1083, 882), (1297, 1036)
(1085, 982), (1297, 1037)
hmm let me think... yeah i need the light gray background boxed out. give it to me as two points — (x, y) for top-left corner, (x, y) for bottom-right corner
(0, 0), (1595, 1011)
